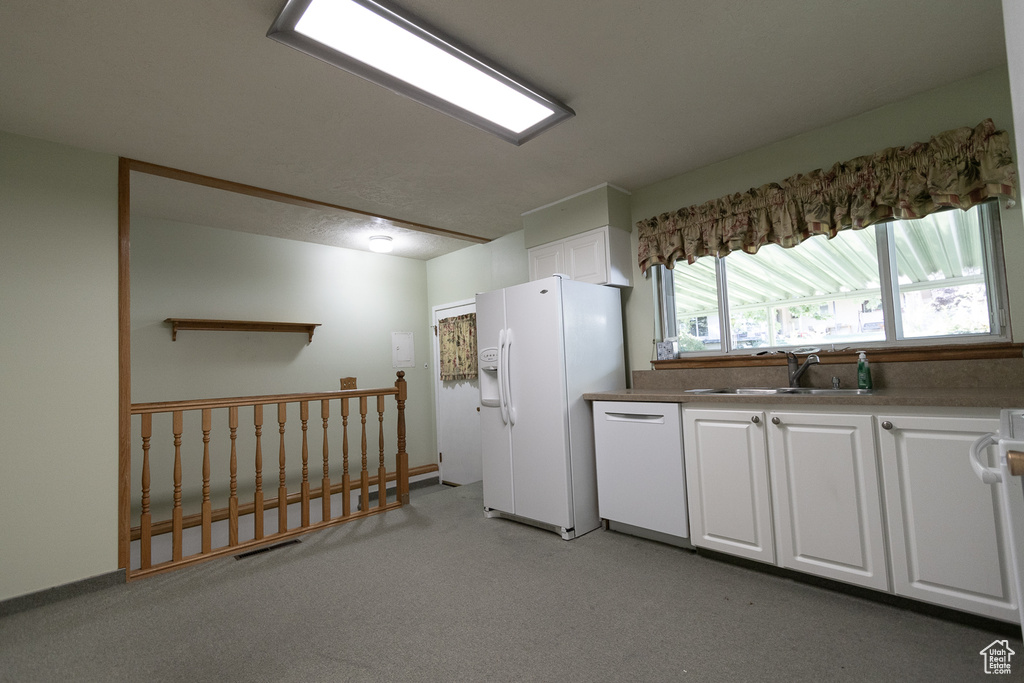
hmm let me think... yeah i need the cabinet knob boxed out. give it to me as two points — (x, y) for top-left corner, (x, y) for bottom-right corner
(881, 420), (893, 430)
(771, 417), (781, 425)
(751, 415), (761, 424)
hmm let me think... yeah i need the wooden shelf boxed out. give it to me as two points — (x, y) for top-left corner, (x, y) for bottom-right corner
(164, 318), (321, 343)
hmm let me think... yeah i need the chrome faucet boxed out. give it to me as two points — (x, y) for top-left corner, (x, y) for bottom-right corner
(787, 352), (820, 388)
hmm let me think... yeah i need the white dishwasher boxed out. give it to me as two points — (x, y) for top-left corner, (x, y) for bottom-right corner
(593, 401), (689, 540)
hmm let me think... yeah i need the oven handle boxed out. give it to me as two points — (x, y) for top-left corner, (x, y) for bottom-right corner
(970, 432), (1002, 485)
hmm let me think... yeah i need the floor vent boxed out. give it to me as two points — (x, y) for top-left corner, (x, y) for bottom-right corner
(234, 539), (301, 560)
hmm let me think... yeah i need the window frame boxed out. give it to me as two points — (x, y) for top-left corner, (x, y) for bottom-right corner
(656, 201), (1011, 357)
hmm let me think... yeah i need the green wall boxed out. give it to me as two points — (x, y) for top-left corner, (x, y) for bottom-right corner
(425, 230), (529, 309)
(0, 131), (119, 601)
(522, 184), (632, 248)
(131, 217), (435, 519)
(2, 63), (1021, 604)
(624, 66), (1024, 376)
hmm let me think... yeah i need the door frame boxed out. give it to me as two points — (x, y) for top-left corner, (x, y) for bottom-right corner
(431, 298), (477, 484)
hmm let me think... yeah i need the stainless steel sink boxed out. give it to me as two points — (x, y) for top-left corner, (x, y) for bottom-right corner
(684, 387), (779, 395)
(684, 387), (873, 396)
(779, 387), (873, 395)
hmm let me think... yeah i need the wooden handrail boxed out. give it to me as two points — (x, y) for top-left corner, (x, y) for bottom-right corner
(126, 372), (411, 579)
(131, 387), (397, 414)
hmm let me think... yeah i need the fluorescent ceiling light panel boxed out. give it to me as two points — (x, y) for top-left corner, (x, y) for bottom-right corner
(268, 0), (574, 144)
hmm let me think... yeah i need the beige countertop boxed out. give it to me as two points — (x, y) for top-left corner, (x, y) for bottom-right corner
(583, 387), (1024, 409)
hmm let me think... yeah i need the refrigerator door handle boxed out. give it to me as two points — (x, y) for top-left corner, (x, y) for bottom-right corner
(497, 329), (509, 425)
(505, 328), (517, 425)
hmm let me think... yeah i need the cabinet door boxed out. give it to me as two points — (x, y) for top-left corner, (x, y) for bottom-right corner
(683, 408), (774, 563)
(768, 411), (888, 590)
(528, 243), (564, 281)
(878, 412), (1019, 622)
(564, 229), (608, 284)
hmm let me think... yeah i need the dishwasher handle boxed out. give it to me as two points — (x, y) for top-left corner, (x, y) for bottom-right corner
(602, 412), (666, 424)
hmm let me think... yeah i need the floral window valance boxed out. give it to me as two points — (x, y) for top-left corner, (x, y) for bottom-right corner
(438, 313), (477, 381)
(636, 119), (1017, 274)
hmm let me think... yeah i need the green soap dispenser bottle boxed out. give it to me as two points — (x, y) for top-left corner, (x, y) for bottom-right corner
(857, 351), (873, 389)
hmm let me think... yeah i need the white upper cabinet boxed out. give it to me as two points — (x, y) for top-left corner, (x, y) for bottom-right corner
(528, 242), (564, 281)
(528, 226), (632, 287)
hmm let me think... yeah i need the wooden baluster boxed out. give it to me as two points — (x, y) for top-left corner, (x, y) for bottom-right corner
(278, 402), (288, 533)
(172, 410), (184, 562)
(140, 413), (152, 569)
(360, 396), (369, 512)
(321, 400), (331, 522)
(201, 408), (212, 554)
(395, 371), (409, 505)
(228, 406), (239, 546)
(254, 404), (264, 540)
(300, 401), (310, 527)
(342, 397), (351, 517)
(377, 395), (387, 509)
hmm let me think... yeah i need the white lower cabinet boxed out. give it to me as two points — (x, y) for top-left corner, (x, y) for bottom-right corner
(767, 411), (889, 591)
(877, 411), (1021, 622)
(681, 404), (1023, 622)
(682, 408), (775, 563)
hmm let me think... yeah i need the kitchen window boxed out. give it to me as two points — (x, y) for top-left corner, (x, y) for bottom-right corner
(658, 200), (1009, 354)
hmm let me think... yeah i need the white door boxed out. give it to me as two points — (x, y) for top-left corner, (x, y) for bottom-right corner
(432, 300), (482, 485)
(528, 242), (563, 281)
(476, 289), (513, 513)
(505, 279), (573, 529)
(767, 410), (888, 591)
(564, 229), (608, 284)
(683, 407), (775, 564)
(878, 411), (1018, 622)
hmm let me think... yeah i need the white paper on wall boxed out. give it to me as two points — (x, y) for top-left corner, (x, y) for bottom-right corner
(392, 331), (414, 368)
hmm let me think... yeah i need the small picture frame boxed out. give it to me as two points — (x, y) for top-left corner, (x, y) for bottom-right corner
(656, 340), (677, 361)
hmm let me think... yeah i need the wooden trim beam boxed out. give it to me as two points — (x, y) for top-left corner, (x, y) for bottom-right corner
(118, 157), (132, 572)
(652, 342), (1024, 370)
(124, 158), (490, 245)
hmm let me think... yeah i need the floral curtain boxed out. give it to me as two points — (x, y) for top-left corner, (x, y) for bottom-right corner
(636, 119), (1017, 274)
(438, 313), (478, 381)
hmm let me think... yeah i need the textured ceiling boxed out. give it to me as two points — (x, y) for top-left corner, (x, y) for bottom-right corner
(0, 1), (1009, 258)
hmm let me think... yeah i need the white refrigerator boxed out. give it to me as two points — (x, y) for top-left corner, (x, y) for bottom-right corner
(476, 276), (626, 540)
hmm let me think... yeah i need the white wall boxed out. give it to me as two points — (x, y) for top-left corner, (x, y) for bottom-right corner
(0, 131), (119, 601)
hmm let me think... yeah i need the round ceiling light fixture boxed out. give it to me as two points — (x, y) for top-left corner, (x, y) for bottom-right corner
(368, 235), (394, 253)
